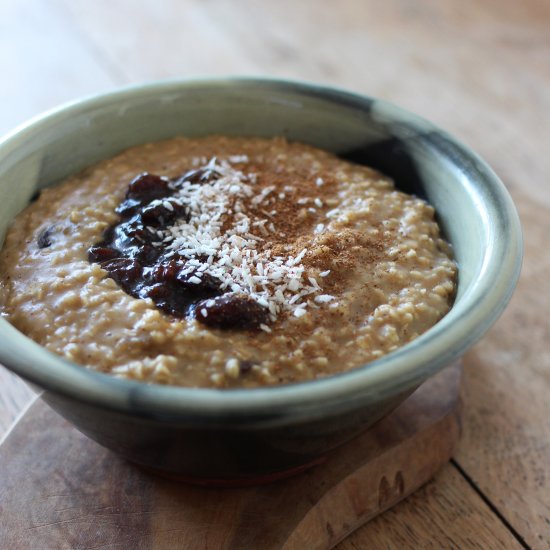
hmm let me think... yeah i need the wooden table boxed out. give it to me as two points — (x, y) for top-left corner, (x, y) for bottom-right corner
(1, 1), (548, 547)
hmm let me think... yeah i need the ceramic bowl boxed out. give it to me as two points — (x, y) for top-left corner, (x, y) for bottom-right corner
(0, 78), (522, 484)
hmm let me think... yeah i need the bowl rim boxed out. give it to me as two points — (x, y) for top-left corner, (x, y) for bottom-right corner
(0, 77), (523, 422)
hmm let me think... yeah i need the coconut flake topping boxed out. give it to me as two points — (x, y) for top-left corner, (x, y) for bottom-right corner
(155, 157), (327, 322)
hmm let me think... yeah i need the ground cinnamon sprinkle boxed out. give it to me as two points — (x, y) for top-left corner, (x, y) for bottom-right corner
(0, 136), (457, 388)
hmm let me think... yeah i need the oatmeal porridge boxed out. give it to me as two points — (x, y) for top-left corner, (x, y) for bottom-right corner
(0, 137), (456, 388)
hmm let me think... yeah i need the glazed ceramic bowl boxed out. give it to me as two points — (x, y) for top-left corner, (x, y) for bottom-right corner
(0, 79), (522, 483)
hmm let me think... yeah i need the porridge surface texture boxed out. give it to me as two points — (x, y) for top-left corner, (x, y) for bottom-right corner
(0, 137), (456, 388)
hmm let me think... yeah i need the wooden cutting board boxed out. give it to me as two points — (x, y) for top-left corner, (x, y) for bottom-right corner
(0, 363), (461, 550)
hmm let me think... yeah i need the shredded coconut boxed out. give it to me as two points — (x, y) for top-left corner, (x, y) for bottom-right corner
(315, 294), (335, 303)
(155, 157), (330, 322)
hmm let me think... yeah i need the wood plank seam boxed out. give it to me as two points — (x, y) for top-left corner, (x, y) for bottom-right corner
(451, 459), (531, 550)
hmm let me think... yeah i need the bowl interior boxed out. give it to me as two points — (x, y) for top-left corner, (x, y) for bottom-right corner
(0, 79), (522, 420)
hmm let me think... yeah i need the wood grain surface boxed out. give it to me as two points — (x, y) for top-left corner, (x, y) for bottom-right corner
(1, 0), (549, 548)
(0, 365), (461, 550)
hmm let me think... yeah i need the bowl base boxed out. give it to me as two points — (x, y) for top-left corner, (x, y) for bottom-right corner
(0, 362), (462, 548)
(134, 455), (328, 487)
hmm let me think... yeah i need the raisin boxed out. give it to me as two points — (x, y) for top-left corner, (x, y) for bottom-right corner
(141, 283), (195, 318)
(176, 167), (221, 186)
(133, 244), (162, 264)
(37, 226), (55, 249)
(239, 360), (257, 374)
(101, 258), (143, 292)
(113, 220), (151, 248)
(176, 269), (221, 295)
(140, 200), (187, 227)
(141, 282), (169, 301)
(88, 246), (119, 263)
(115, 198), (142, 218)
(194, 293), (269, 329)
(127, 173), (172, 201)
(150, 259), (181, 283)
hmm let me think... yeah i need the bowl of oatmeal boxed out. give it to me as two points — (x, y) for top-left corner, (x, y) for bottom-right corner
(0, 79), (521, 482)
